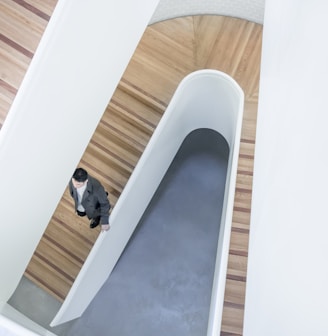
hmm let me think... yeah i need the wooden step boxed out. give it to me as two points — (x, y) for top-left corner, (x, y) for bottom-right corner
(109, 99), (155, 136)
(30, 238), (81, 282)
(96, 119), (143, 160)
(25, 257), (70, 302)
(118, 78), (167, 114)
(90, 126), (138, 173)
(114, 87), (164, 123)
(46, 214), (95, 262)
(98, 116), (145, 155)
(0, 0), (50, 54)
(103, 106), (151, 149)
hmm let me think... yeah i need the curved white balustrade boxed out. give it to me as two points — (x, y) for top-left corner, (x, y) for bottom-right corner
(51, 69), (244, 335)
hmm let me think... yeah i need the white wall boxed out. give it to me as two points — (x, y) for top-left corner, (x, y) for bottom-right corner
(244, 0), (328, 335)
(150, 0), (265, 24)
(0, 0), (160, 305)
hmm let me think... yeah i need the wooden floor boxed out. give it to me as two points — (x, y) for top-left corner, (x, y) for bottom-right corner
(0, 1), (262, 335)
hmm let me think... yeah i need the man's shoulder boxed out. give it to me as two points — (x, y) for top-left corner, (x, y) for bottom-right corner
(88, 175), (102, 189)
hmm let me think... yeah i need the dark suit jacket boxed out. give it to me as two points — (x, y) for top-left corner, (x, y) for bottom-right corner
(69, 175), (111, 224)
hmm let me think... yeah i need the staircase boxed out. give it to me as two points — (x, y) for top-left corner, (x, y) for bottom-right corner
(24, 78), (167, 301)
(1, 5), (262, 334)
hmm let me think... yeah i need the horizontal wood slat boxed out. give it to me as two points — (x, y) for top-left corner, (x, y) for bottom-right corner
(1, 3), (262, 334)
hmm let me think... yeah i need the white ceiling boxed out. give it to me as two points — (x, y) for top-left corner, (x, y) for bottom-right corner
(150, 0), (265, 24)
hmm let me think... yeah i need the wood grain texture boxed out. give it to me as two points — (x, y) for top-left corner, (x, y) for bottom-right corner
(0, 2), (262, 334)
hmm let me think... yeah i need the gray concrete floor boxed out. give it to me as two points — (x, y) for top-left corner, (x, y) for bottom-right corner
(9, 129), (229, 336)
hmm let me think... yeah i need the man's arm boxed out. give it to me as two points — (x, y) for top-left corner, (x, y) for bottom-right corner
(68, 180), (78, 213)
(68, 180), (74, 197)
(97, 185), (111, 231)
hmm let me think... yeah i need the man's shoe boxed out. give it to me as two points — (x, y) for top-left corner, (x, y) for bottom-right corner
(90, 218), (100, 229)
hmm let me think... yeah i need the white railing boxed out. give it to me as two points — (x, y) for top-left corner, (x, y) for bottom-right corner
(51, 70), (244, 335)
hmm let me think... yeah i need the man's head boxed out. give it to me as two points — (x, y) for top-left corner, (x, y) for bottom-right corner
(72, 168), (88, 188)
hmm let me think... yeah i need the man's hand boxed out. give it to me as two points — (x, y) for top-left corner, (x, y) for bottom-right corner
(101, 224), (110, 232)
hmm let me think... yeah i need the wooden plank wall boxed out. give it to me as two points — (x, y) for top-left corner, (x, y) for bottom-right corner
(0, 0), (57, 127)
(0, 2), (262, 334)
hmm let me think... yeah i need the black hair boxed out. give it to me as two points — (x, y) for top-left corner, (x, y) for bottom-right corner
(72, 168), (88, 182)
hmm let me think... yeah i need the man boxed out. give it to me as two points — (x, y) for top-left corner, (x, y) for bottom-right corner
(69, 167), (111, 232)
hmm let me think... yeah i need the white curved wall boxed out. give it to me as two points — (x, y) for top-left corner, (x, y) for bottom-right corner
(51, 70), (244, 336)
(151, 0), (265, 24)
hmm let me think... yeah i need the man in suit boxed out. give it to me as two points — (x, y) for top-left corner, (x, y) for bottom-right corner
(69, 167), (111, 232)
